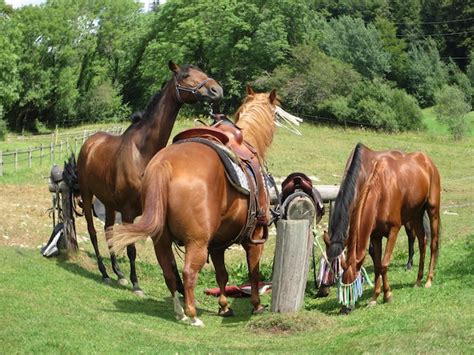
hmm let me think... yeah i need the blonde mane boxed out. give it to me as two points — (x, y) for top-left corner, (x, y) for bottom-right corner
(234, 93), (278, 159)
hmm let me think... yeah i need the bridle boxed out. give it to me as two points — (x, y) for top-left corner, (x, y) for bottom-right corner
(174, 75), (215, 103)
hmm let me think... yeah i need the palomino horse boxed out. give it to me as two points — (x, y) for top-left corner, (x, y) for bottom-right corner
(327, 151), (441, 311)
(109, 88), (299, 326)
(76, 62), (223, 294)
(317, 143), (430, 296)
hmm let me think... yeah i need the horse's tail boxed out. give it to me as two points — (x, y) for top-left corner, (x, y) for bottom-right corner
(108, 161), (171, 253)
(327, 143), (364, 260)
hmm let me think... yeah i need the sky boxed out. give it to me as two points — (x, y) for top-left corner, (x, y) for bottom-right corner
(4, 0), (156, 10)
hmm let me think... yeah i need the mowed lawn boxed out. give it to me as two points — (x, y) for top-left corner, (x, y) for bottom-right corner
(0, 113), (473, 353)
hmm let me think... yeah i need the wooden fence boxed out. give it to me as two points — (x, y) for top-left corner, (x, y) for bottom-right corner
(0, 127), (124, 176)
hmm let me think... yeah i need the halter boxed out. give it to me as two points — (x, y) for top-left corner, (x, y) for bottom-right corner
(174, 75), (214, 103)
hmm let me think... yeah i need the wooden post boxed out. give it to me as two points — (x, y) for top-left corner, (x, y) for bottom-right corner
(272, 219), (312, 313)
(14, 149), (18, 171)
(0, 150), (3, 176)
(40, 144), (43, 166)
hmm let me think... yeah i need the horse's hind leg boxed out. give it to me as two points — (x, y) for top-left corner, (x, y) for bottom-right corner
(104, 208), (127, 286)
(243, 239), (265, 314)
(210, 249), (233, 317)
(83, 194), (110, 282)
(413, 218), (427, 287)
(404, 222), (416, 270)
(182, 241), (208, 326)
(425, 204), (440, 288)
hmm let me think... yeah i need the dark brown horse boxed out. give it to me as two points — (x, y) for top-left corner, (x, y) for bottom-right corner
(76, 62), (223, 294)
(327, 150), (441, 311)
(109, 88), (297, 326)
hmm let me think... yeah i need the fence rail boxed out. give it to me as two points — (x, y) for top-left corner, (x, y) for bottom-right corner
(0, 126), (124, 176)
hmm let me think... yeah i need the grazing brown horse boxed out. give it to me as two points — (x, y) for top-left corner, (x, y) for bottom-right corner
(76, 61), (223, 294)
(109, 88), (296, 326)
(317, 143), (431, 297)
(327, 151), (441, 311)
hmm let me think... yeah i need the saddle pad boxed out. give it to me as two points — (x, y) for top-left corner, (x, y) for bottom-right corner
(174, 137), (250, 195)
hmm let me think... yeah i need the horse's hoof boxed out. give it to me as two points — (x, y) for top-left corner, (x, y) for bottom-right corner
(118, 278), (128, 286)
(405, 263), (413, 271)
(218, 308), (234, 317)
(367, 300), (377, 308)
(190, 317), (204, 327)
(252, 305), (266, 315)
(315, 287), (330, 298)
(176, 314), (188, 322)
(133, 288), (145, 297)
(425, 280), (432, 288)
(103, 277), (112, 284)
(384, 293), (393, 303)
(414, 281), (421, 288)
(339, 306), (353, 315)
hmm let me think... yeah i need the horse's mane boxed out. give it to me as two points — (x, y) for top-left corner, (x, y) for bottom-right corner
(327, 142), (365, 260)
(352, 160), (383, 259)
(235, 93), (278, 158)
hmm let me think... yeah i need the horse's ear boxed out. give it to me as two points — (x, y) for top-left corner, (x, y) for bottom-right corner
(269, 89), (277, 104)
(169, 61), (180, 74)
(246, 85), (255, 95)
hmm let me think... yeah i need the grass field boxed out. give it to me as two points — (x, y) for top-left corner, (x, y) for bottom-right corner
(0, 112), (473, 352)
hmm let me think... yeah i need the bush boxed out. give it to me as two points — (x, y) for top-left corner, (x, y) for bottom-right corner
(435, 85), (472, 140)
(347, 79), (423, 132)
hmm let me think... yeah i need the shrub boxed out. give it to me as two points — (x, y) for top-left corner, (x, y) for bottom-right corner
(435, 85), (472, 140)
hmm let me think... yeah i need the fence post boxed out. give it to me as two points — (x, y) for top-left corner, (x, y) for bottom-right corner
(0, 150), (3, 176)
(50, 142), (54, 162)
(40, 144), (43, 166)
(28, 147), (32, 168)
(83, 129), (87, 143)
(14, 149), (18, 171)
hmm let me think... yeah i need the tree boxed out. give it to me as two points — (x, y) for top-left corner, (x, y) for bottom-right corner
(435, 85), (472, 140)
(319, 15), (391, 79)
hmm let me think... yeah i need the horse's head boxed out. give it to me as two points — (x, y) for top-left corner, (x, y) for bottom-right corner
(169, 61), (223, 104)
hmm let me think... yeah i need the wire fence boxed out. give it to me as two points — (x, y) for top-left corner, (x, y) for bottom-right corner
(0, 126), (124, 176)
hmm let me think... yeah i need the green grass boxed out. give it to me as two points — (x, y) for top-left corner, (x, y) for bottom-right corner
(1, 112), (474, 352)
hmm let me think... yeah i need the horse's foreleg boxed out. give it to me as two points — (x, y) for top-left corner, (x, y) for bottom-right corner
(243, 240), (265, 314)
(210, 249), (233, 317)
(121, 213), (143, 296)
(381, 227), (400, 303)
(368, 235), (383, 307)
(83, 195), (110, 282)
(105, 209), (127, 286)
(182, 242), (207, 326)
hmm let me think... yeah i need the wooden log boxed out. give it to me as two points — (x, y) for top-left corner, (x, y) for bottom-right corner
(271, 219), (312, 313)
(313, 185), (339, 202)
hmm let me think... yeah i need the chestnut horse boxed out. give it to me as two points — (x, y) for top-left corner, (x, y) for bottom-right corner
(109, 88), (294, 326)
(327, 151), (441, 311)
(76, 62), (223, 294)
